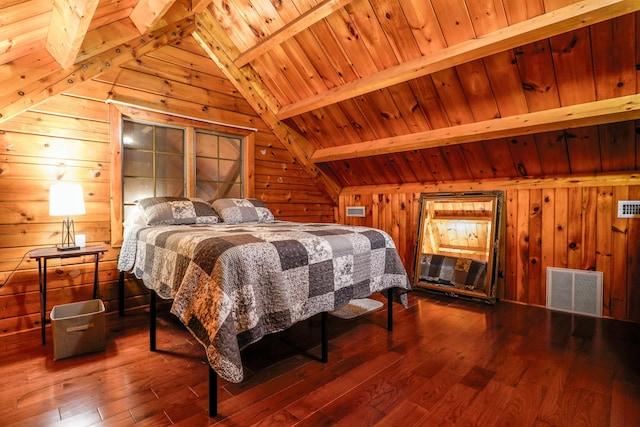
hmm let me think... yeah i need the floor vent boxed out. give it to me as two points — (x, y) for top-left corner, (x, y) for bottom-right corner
(546, 267), (603, 317)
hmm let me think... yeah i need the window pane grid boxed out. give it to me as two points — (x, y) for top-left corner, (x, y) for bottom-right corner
(122, 122), (244, 221)
(195, 131), (243, 201)
(123, 120), (185, 210)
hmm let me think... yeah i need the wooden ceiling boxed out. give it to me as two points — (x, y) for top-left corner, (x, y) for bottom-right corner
(2, 0), (640, 202)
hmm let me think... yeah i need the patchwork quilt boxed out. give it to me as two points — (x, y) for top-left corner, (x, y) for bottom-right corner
(121, 221), (411, 383)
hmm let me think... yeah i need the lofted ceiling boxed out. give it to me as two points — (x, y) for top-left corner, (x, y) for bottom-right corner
(1, 0), (640, 203)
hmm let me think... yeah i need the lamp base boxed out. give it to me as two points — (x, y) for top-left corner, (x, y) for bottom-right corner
(58, 217), (79, 251)
(57, 245), (80, 251)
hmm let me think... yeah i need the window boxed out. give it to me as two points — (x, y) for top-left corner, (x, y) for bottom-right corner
(110, 105), (255, 247)
(194, 131), (243, 201)
(122, 120), (186, 220)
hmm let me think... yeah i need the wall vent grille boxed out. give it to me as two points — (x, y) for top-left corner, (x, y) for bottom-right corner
(617, 201), (640, 218)
(546, 267), (603, 317)
(346, 206), (366, 217)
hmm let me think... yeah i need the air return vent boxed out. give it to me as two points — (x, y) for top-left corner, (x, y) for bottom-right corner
(617, 201), (640, 218)
(346, 206), (366, 217)
(546, 267), (603, 317)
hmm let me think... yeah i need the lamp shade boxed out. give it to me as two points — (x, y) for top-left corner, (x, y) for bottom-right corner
(49, 183), (86, 217)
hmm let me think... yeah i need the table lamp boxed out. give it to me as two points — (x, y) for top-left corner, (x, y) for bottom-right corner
(49, 183), (86, 250)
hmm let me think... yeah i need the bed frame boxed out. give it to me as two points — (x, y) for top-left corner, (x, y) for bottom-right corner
(142, 283), (395, 417)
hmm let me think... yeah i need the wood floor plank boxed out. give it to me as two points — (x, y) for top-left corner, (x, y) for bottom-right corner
(3, 406), (61, 427)
(372, 400), (429, 426)
(0, 292), (638, 426)
(495, 380), (546, 426)
(93, 410), (137, 426)
(284, 352), (403, 421)
(52, 408), (103, 426)
(454, 380), (515, 427)
(407, 350), (474, 411)
(610, 380), (640, 426)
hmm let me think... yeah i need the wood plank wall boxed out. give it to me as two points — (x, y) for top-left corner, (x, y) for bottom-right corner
(0, 99), (334, 336)
(338, 185), (640, 323)
(0, 43), (335, 336)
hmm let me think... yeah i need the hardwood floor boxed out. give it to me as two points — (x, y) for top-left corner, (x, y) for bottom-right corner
(1, 291), (639, 426)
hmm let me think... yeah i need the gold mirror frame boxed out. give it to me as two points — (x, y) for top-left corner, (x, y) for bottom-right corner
(413, 191), (504, 303)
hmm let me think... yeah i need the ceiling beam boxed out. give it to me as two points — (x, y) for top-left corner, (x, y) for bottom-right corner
(0, 17), (195, 124)
(130, 0), (177, 34)
(233, 0), (356, 68)
(194, 7), (342, 204)
(46, 0), (100, 68)
(191, 0), (211, 13)
(277, 0), (640, 120)
(311, 94), (640, 162)
(340, 172), (640, 196)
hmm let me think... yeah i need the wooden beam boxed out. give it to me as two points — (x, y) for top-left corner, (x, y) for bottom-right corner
(0, 17), (195, 124)
(46, 0), (101, 68)
(277, 0), (640, 119)
(191, 0), (211, 13)
(130, 0), (177, 34)
(233, 0), (356, 68)
(109, 103), (124, 248)
(311, 94), (640, 162)
(340, 172), (640, 195)
(75, 18), (141, 64)
(193, 8), (341, 204)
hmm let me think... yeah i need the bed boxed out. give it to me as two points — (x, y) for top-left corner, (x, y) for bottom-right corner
(117, 197), (411, 416)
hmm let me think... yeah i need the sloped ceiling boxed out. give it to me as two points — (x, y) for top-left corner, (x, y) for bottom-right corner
(1, 0), (640, 203)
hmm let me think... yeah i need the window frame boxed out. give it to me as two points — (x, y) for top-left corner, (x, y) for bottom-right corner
(109, 104), (255, 247)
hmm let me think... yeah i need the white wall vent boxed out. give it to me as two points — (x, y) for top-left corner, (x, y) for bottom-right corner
(546, 267), (603, 317)
(617, 200), (640, 218)
(346, 206), (366, 217)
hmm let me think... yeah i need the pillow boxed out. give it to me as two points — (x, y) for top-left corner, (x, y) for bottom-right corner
(136, 197), (220, 225)
(211, 198), (275, 224)
(123, 208), (147, 227)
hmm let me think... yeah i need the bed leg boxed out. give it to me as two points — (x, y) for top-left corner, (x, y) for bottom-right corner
(208, 365), (218, 417)
(321, 311), (328, 363)
(387, 289), (393, 332)
(118, 270), (125, 317)
(150, 290), (157, 352)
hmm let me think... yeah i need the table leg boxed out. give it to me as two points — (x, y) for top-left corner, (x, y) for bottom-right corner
(93, 253), (100, 299)
(39, 259), (46, 345)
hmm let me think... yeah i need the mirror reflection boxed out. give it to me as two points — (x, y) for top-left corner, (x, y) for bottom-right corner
(414, 191), (503, 303)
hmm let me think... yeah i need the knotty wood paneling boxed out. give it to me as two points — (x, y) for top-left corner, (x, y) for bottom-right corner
(0, 38), (334, 336)
(0, 99), (122, 335)
(339, 184), (640, 322)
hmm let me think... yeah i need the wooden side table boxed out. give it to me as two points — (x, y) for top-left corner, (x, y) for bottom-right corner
(29, 245), (108, 345)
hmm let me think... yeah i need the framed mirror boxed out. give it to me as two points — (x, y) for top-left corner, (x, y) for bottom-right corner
(413, 191), (504, 303)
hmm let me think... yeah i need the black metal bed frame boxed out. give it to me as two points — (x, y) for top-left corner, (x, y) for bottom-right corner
(121, 271), (395, 417)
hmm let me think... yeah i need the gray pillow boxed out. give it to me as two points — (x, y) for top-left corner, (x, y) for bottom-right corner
(211, 198), (275, 224)
(137, 197), (220, 225)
